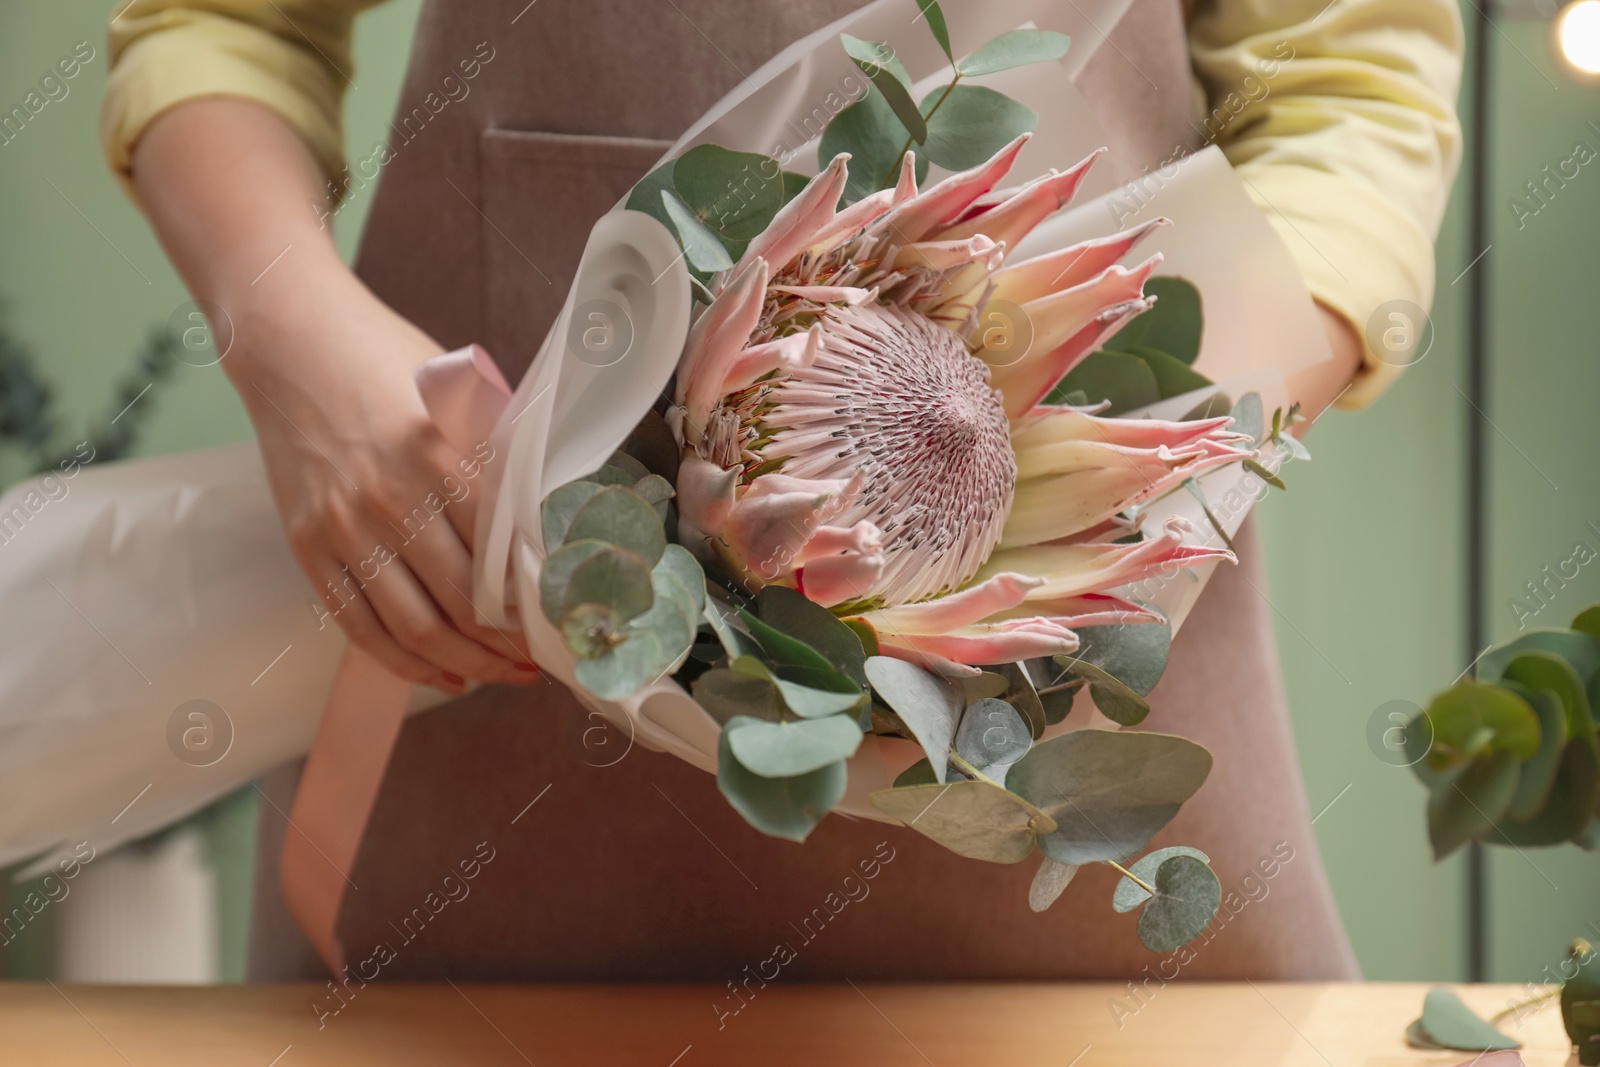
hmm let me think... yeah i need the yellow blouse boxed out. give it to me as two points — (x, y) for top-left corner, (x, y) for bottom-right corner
(99, 0), (1464, 408)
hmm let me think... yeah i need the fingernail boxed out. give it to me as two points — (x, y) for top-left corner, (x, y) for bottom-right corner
(443, 672), (466, 687)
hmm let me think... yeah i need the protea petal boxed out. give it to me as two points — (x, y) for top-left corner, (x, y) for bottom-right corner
(806, 153), (918, 256)
(984, 592), (1163, 628)
(879, 616), (1081, 665)
(1011, 405), (1241, 453)
(986, 217), (1170, 307)
(678, 258), (770, 443)
(723, 471), (860, 582)
(771, 284), (876, 305)
(870, 134), (1029, 244)
(861, 572), (1043, 636)
(992, 298), (1153, 420)
(930, 149), (1102, 249)
(797, 524), (887, 607)
(983, 257), (1161, 379)
(676, 455), (738, 555)
(979, 517), (1235, 600)
(721, 324), (820, 395)
(731, 153), (849, 280)
(892, 235), (1004, 274)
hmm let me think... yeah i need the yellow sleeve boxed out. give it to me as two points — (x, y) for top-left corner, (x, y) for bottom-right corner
(1188, 0), (1465, 408)
(100, 0), (381, 202)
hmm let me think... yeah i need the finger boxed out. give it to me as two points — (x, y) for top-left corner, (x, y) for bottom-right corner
(354, 549), (526, 684)
(315, 572), (465, 694)
(392, 516), (538, 677)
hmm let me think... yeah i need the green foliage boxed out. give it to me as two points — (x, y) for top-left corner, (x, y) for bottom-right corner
(1049, 277), (1211, 414)
(1409, 605), (1600, 858)
(1048, 616), (1172, 726)
(1562, 939), (1600, 1065)
(1404, 989), (1521, 1052)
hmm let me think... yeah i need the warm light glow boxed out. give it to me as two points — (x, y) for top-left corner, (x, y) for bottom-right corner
(1559, 0), (1600, 74)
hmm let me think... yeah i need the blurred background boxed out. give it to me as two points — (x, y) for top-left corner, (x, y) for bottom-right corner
(0, 0), (1595, 983)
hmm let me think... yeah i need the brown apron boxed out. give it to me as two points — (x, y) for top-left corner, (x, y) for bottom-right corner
(250, 0), (1360, 982)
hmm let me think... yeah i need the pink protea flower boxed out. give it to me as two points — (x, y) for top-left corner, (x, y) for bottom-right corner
(668, 135), (1248, 672)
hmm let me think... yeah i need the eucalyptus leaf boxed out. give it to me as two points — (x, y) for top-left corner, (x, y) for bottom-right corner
(565, 546), (655, 625)
(1427, 749), (1519, 859)
(1180, 392), (1234, 422)
(728, 713), (864, 777)
(654, 544), (706, 618)
(1059, 618), (1171, 696)
(731, 657), (866, 719)
(1007, 730), (1212, 864)
(918, 84), (1036, 171)
(1502, 649), (1596, 742)
(539, 539), (609, 624)
(841, 35), (927, 143)
(756, 586), (868, 685)
(670, 143), (786, 243)
(1051, 655), (1149, 726)
(741, 608), (836, 673)
(564, 485), (667, 564)
(1123, 345), (1212, 400)
(623, 159), (679, 238)
(1048, 350), (1161, 413)
(718, 717), (846, 842)
(994, 662), (1047, 740)
(1500, 678), (1568, 820)
(1135, 854), (1220, 954)
(1114, 277), (1203, 365)
(865, 656), (966, 783)
(1028, 856), (1079, 912)
(692, 668), (786, 724)
(705, 601), (763, 660)
(541, 481), (604, 549)
(1409, 988), (1521, 1052)
(1573, 605), (1600, 643)
(954, 698), (1032, 777)
(1230, 392), (1265, 446)
(1242, 458), (1285, 491)
(845, 618), (881, 656)
(960, 671), (1011, 704)
(1489, 738), (1598, 847)
(895, 757), (938, 788)
(869, 779), (1056, 863)
(660, 190), (736, 273)
(915, 1), (952, 60)
(561, 603), (623, 660)
(956, 28), (1070, 77)
(604, 451), (651, 480)
(573, 622), (666, 700)
(818, 92), (928, 202)
(1423, 680), (1541, 772)
(1479, 627), (1600, 693)
(1112, 846), (1210, 912)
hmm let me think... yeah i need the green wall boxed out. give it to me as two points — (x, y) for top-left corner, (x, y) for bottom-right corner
(0, 0), (1595, 982)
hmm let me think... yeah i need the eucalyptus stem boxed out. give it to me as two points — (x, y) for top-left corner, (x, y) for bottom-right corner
(881, 74), (961, 189)
(1489, 988), (1559, 1025)
(946, 750), (999, 787)
(1106, 858), (1157, 897)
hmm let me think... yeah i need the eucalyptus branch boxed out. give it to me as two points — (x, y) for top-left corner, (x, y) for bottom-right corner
(1105, 858), (1157, 897)
(882, 74), (961, 188)
(1489, 988), (1559, 1025)
(946, 750), (1000, 788)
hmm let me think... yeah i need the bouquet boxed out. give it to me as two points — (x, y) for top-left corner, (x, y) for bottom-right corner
(513, 11), (1309, 954)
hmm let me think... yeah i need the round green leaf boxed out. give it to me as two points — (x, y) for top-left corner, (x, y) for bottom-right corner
(660, 190), (735, 273)
(670, 143), (786, 243)
(1424, 680), (1541, 772)
(561, 603), (623, 660)
(718, 717), (846, 842)
(541, 481), (604, 549)
(1502, 649), (1596, 741)
(755, 586), (868, 685)
(992, 662), (1046, 740)
(1480, 628), (1600, 692)
(727, 714), (864, 777)
(1114, 277), (1203, 366)
(1007, 730), (1213, 865)
(573, 624), (664, 700)
(653, 545), (706, 618)
(1135, 854), (1220, 954)
(1500, 678), (1567, 821)
(731, 657), (866, 719)
(1058, 618), (1171, 697)
(740, 607), (835, 673)
(918, 84), (1036, 171)
(894, 758), (938, 788)
(564, 485), (667, 564)
(565, 546), (655, 625)
(1112, 845), (1210, 912)
(865, 656), (966, 783)
(1489, 739), (1598, 847)
(1427, 749), (1519, 859)
(818, 92), (929, 203)
(539, 539), (608, 624)
(840, 35), (926, 144)
(954, 698), (1031, 775)
(955, 28), (1070, 77)
(1028, 856), (1079, 912)
(1047, 350), (1161, 413)
(869, 779), (1056, 864)
(692, 668), (785, 724)
(1573, 605), (1600, 643)
(1413, 988), (1521, 1052)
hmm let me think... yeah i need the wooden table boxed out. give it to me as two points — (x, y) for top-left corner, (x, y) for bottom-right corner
(0, 982), (1572, 1066)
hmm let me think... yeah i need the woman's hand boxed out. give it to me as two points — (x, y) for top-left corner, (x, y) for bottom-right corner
(133, 98), (533, 693)
(1286, 304), (1367, 436)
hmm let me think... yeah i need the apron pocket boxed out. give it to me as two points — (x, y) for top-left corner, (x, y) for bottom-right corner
(478, 128), (672, 382)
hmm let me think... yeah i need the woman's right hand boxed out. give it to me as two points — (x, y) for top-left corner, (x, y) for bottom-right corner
(131, 98), (535, 694)
(229, 255), (536, 695)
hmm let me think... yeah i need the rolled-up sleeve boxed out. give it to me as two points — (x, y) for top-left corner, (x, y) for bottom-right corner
(100, 0), (378, 202)
(1189, 0), (1464, 408)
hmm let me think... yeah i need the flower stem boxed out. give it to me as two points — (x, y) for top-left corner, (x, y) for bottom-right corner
(1106, 858), (1157, 897)
(881, 75), (961, 189)
(1489, 988), (1559, 1025)
(947, 750), (999, 787)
